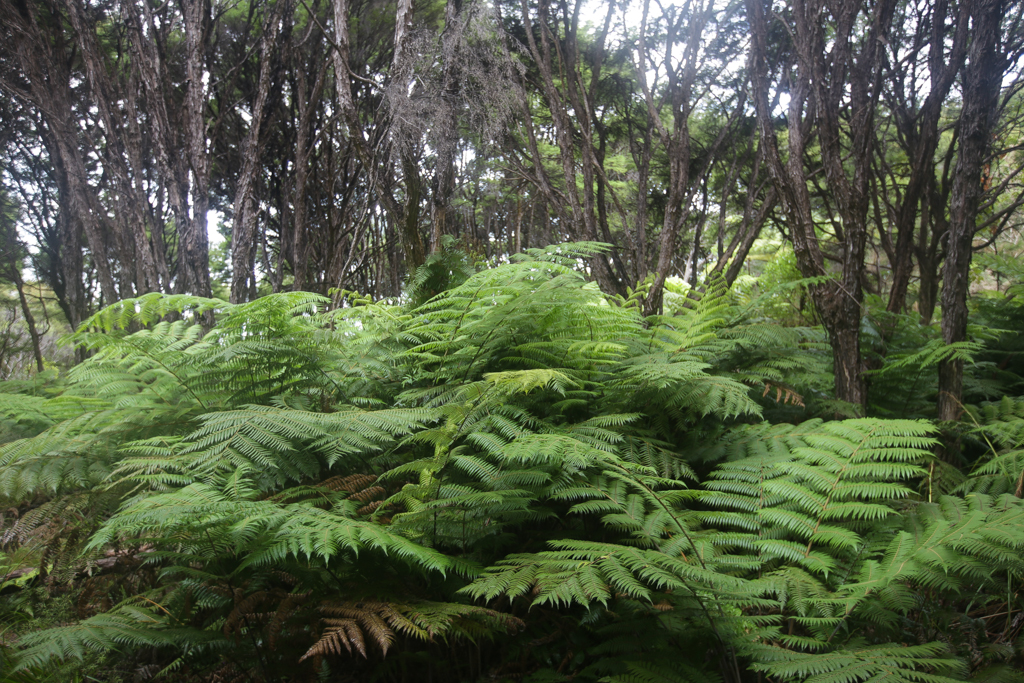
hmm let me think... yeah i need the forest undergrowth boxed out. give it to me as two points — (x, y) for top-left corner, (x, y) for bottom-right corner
(3, 243), (1024, 683)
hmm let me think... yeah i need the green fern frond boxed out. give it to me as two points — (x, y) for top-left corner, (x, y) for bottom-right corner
(11, 600), (217, 671)
(748, 642), (966, 683)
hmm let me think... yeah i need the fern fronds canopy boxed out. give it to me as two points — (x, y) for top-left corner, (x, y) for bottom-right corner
(4, 246), (1024, 682)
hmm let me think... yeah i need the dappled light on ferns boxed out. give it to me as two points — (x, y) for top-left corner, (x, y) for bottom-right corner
(2, 244), (1024, 682)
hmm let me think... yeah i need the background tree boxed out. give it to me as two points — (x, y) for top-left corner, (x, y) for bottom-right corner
(2, 0), (1024, 419)
(749, 0), (894, 409)
(938, 0), (1009, 421)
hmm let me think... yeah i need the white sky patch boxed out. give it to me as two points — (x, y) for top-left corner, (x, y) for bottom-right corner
(207, 209), (225, 247)
(775, 92), (791, 118)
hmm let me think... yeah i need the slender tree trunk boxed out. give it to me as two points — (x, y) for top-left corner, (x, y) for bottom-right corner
(15, 0), (124, 306)
(632, 122), (652, 283)
(330, 0), (425, 271)
(292, 62), (327, 292)
(883, 0), (968, 314)
(51, 124), (120, 305)
(401, 151), (427, 267)
(231, 6), (283, 303)
(0, 196), (44, 372)
(179, 0), (213, 298)
(635, 0), (739, 313)
(11, 267), (43, 373)
(517, 0), (623, 294)
(429, 0), (463, 253)
(748, 0), (893, 410)
(710, 179), (777, 288)
(683, 188), (708, 287)
(1, 0), (120, 305)
(918, 250), (940, 325)
(937, 0), (1004, 421)
(123, 0), (206, 295)
(65, 0), (162, 295)
(50, 145), (86, 329)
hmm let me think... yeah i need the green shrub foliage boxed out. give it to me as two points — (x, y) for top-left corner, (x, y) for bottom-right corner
(2, 244), (1024, 682)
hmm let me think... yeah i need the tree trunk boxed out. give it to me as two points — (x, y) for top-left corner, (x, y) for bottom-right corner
(429, 0), (463, 253)
(882, 0), (968, 314)
(635, 0), (740, 314)
(917, 250), (941, 325)
(231, 6), (283, 303)
(1, 0), (121, 306)
(11, 266), (44, 373)
(0, 0), (118, 316)
(517, 0), (624, 295)
(179, 0), (214, 298)
(747, 0), (893, 410)
(401, 151), (427, 268)
(330, 0), (425, 271)
(119, 0), (216, 298)
(937, 0), (1004, 421)
(65, 0), (163, 295)
(0, 197), (44, 372)
(292, 62), (327, 292)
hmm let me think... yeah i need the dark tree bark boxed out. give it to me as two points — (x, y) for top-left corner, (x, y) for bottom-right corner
(878, 0), (968, 315)
(292, 60), (328, 292)
(119, 0), (218, 297)
(179, 0), (214, 297)
(0, 197), (43, 372)
(516, 0), (625, 295)
(428, 0), (463, 252)
(231, 3), (287, 303)
(0, 0), (116, 319)
(635, 0), (740, 313)
(9, 263), (43, 373)
(700, 121), (780, 288)
(330, 0), (426, 271)
(937, 0), (1005, 421)
(64, 0), (165, 296)
(748, 0), (894, 410)
(1, 128), (75, 327)
(916, 148), (955, 325)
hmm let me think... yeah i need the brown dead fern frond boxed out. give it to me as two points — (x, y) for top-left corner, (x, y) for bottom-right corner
(762, 381), (805, 407)
(224, 589), (288, 637)
(320, 473), (377, 492)
(302, 618), (367, 659)
(348, 485), (385, 503)
(268, 591), (311, 649)
(356, 500), (384, 515)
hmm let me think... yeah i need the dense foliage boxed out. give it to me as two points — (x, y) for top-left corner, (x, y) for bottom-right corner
(3, 0), (1024, 677)
(3, 0), (1024, 425)
(3, 244), (1024, 682)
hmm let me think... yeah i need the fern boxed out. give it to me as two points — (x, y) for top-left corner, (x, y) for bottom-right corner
(748, 642), (966, 683)
(6, 246), (1024, 682)
(11, 600), (217, 671)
